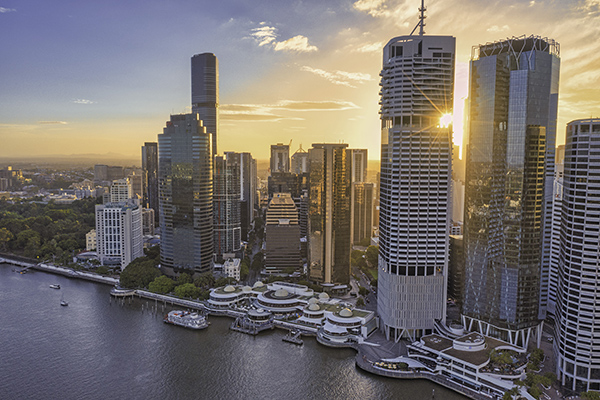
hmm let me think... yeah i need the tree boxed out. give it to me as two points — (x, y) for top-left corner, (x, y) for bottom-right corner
(582, 391), (600, 400)
(0, 227), (14, 251)
(194, 272), (215, 289)
(149, 275), (176, 294)
(120, 258), (161, 289)
(174, 283), (201, 298)
(358, 285), (369, 296)
(351, 249), (364, 266)
(365, 245), (379, 267)
(177, 273), (192, 285)
(356, 297), (365, 307)
(240, 259), (250, 281)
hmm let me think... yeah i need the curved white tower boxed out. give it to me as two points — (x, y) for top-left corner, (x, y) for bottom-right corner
(555, 118), (600, 393)
(376, 6), (455, 341)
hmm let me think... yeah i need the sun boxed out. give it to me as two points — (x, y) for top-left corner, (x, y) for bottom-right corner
(439, 113), (453, 128)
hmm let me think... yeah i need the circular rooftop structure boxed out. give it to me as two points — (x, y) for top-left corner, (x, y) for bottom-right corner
(242, 286), (252, 293)
(339, 308), (353, 318)
(224, 285), (236, 293)
(308, 297), (319, 304)
(308, 303), (320, 311)
(274, 289), (289, 298)
(253, 281), (264, 288)
(319, 292), (329, 300)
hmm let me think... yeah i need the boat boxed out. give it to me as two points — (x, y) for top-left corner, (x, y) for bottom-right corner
(164, 310), (209, 330)
(282, 330), (304, 345)
(60, 300), (68, 306)
(50, 284), (61, 289)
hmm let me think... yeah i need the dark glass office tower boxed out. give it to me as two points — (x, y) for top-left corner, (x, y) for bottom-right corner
(462, 36), (560, 348)
(213, 154), (241, 262)
(192, 53), (218, 157)
(158, 114), (213, 277)
(308, 143), (351, 285)
(141, 142), (158, 220)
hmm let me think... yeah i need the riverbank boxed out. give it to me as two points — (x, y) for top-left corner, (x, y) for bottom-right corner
(1, 255), (480, 399)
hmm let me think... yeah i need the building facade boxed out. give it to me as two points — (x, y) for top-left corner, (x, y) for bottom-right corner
(308, 143), (351, 285)
(142, 142), (159, 219)
(377, 32), (455, 341)
(213, 154), (241, 261)
(351, 182), (374, 245)
(270, 143), (290, 174)
(224, 152), (257, 241)
(554, 119), (600, 392)
(191, 53), (219, 157)
(95, 201), (143, 270)
(158, 114), (213, 277)
(462, 36), (560, 348)
(265, 193), (301, 274)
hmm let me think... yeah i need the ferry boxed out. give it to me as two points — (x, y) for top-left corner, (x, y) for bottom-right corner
(164, 310), (209, 330)
(50, 284), (61, 289)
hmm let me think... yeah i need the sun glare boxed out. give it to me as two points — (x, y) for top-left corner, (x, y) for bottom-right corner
(440, 113), (453, 128)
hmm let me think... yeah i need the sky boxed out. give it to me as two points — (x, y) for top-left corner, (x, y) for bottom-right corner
(1, 0), (600, 161)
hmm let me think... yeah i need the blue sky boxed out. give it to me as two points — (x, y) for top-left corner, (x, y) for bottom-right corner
(1, 0), (600, 160)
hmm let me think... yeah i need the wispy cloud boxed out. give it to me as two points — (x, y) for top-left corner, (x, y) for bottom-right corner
(38, 121), (68, 125)
(0, 7), (16, 13)
(487, 25), (510, 33)
(353, 0), (388, 17)
(220, 100), (359, 121)
(354, 42), (383, 53)
(249, 24), (318, 53)
(72, 99), (95, 104)
(301, 66), (372, 88)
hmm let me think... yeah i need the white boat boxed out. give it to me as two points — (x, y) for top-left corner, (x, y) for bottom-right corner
(164, 310), (209, 330)
(60, 300), (68, 306)
(50, 284), (60, 289)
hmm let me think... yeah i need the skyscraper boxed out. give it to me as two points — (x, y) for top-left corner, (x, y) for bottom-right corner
(225, 152), (257, 241)
(377, 11), (455, 341)
(265, 193), (301, 274)
(158, 114), (213, 277)
(213, 154), (241, 261)
(142, 142), (159, 218)
(270, 143), (290, 174)
(462, 35), (560, 348)
(191, 53), (218, 157)
(291, 145), (309, 174)
(554, 119), (600, 392)
(308, 143), (351, 285)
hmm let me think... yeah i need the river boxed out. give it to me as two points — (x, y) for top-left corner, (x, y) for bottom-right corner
(0, 264), (467, 400)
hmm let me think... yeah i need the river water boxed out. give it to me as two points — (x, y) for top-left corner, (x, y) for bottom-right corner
(0, 264), (467, 400)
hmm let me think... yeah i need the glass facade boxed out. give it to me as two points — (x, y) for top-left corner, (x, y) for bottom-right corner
(463, 36), (560, 342)
(191, 53), (218, 157)
(158, 114), (213, 276)
(213, 154), (241, 261)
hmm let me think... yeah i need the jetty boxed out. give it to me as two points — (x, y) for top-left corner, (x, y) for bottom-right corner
(282, 330), (303, 345)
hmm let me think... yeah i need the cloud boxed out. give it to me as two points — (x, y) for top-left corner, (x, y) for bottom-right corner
(72, 99), (95, 104)
(249, 25), (318, 52)
(220, 100), (360, 122)
(301, 66), (372, 88)
(274, 35), (318, 52)
(353, 0), (388, 17)
(487, 25), (510, 33)
(250, 25), (277, 47)
(355, 42), (383, 53)
(38, 121), (68, 125)
(0, 7), (16, 13)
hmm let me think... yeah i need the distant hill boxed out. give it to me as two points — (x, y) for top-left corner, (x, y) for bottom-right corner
(0, 153), (140, 169)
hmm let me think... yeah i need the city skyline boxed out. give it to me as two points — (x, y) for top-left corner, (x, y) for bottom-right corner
(2, 0), (600, 160)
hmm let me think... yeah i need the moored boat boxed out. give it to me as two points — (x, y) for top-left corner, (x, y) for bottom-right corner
(164, 310), (209, 330)
(50, 284), (60, 289)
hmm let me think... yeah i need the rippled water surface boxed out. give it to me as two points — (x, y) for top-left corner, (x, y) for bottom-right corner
(0, 264), (467, 400)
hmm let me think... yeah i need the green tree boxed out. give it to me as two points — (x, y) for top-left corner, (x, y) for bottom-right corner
(0, 227), (14, 251)
(174, 283), (201, 298)
(351, 249), (364, 266)
(177, 273), (192, 285)
(149, 275), (176, 294)
(120, 258), (161, 288)
(365, 245), (379, 267)
(194, 272), (216, 289)
(358, 285), (369, 296)
(356, 297), (365, 307)
(582, 391), (600, 400)
(527, 385), (542, 400)
(240, 259), (250, 281)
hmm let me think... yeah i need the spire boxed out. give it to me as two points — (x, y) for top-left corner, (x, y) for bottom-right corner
(410, 0), (427, 36)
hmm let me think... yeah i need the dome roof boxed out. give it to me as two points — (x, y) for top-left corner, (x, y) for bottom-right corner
(242, 286), (252, 292)
(274, 288), (289, 298)
(318, 292), (329, 300)
(224, 285), (236, 293)
(339, 308), (353, 317)
(253, 281), (264, 288)
(308, 303), (321, 311)
(308, 297), (319, 304)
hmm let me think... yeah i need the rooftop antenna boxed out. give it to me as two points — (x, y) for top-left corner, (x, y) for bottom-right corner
(410, 0), (427, 36)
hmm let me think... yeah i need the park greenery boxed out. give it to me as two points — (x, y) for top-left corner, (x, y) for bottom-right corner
(0, 197), (97, 263)
(351, 245), (379, 283)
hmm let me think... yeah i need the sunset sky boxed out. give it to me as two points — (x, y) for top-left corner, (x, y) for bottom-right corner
(1, 0), (599, 161)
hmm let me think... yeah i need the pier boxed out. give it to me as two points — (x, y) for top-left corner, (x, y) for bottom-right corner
(282, 330), (303, 345)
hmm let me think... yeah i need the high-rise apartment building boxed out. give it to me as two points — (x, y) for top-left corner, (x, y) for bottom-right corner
(110, 178), (132, 203)
(291, 146), (309, 174)
(351, 182), (374, 245)
(191, 53), (218, 157)
(213, 154), (241, 261)
(554, 119), (600, 392)
(350, 149), (368, 183)
(142, 142), (159, 218)
(224, 152), (257, 241)
(265, 193), (301, 274)
(377, 20), (455, 341)
(270, 143), (290, 174)
(158, 114), (213, 277)
(308, 143), (351, 285)
(462, 35), (560, 348)
(95, 200), (143, 270)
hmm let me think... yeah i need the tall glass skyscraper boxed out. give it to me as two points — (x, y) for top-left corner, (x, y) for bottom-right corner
(141, 142), (158, 219)
(555, 119), (600, 393)
(462, 36), (560, 348)
(213, 154), (241, 262)
(376, 30), (455, 341)
(191, 53), (218, 157)
(158, 114), (213, 276)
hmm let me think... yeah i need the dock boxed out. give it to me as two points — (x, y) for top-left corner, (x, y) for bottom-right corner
(229, 316), (274, 335)
(282, 330), (303, 345)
